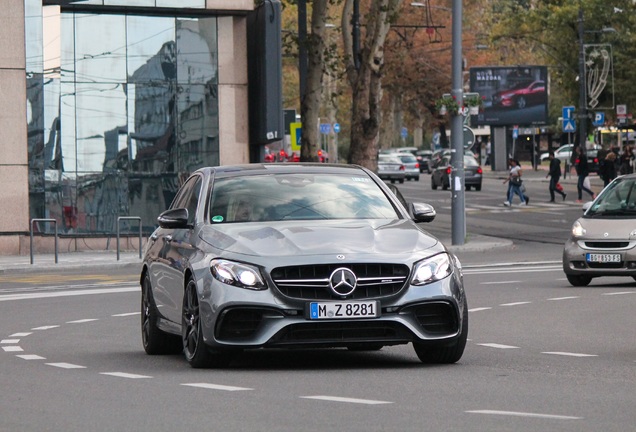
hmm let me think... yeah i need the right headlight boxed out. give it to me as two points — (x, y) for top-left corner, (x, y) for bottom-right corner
(411, 253), (453, 286)
(571, 220), (586, 238)
(210, 259), (266, 290)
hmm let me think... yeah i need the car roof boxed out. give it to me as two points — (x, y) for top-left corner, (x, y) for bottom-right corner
(194, 163), (369, 179)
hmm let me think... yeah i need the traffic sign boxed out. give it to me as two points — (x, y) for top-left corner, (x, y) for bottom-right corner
(290, 122), (302, 151)
(512, 125), (519, 139)
(319, 123), (331, 134)
(562, 106), (575, 120)
(593, 112), (605, 127)
(563, 118), (576, 133)
(401, 127), (408, 139)
(333, 123), (340, 134)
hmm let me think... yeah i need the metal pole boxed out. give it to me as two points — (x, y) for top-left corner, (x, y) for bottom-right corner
(450, 0), (465, 245)
(578, 5), (587, 154)
(298, 0), (308, 103)
(353, 0), (360, 70)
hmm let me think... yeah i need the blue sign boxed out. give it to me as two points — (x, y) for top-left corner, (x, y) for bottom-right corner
(562, 106), (575, 120)
(563, 118), (576, 133)
(593, 112), (605, 127)
(512, 127), (519, 139)
(319, 123), (331, 135)
(333, 123), (340, 134)
(401, 127), (408, 138)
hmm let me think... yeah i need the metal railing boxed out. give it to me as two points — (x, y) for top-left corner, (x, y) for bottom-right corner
(116, 216), (142, 261)
(30, 219), (58, 264)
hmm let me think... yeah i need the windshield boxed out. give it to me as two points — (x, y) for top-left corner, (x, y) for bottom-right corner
(585, 178), (636, 217)
(209, 173), (400, 223)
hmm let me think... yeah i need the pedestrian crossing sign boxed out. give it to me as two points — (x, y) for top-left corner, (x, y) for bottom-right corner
(562, 119), (576, 133)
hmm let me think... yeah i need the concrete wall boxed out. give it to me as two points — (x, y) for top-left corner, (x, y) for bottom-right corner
(0, 0), (30, 255)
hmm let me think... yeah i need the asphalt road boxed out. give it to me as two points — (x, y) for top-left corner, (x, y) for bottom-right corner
(1, 171), (634, 431)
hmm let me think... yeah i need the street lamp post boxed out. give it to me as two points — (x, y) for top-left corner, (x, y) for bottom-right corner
(450, 0), (465, 245)
(578, 5), (587, 154)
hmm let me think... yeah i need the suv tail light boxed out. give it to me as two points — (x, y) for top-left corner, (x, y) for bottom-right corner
(415, 163), (420, 168)
(445, 167), (452, 175)
(400, 165), (406, 171)
(477, 167), (483, 174)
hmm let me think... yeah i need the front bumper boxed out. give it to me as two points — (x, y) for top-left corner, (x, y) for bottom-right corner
(197, 270), (466, 350)
(562, 238), (636, 277)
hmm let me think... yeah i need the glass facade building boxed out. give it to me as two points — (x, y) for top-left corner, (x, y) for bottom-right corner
(25, 0), (220, 235)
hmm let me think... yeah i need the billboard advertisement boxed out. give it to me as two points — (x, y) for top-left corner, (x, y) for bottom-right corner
(470, 66), (548, 127)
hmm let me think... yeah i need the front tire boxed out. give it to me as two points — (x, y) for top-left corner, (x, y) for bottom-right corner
(182, 278), (234, 368)
(566, 274), (592, 287)
(413, 302), (468, 364)
(141, 273), (182, 355)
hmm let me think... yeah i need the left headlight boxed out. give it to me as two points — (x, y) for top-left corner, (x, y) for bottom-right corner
(411, 253), (453, 286)
(571, 220), (586, 237)
(210, 259), (266, 290)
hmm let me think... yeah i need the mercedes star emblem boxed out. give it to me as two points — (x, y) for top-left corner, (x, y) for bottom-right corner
(329, 267), (357, 296)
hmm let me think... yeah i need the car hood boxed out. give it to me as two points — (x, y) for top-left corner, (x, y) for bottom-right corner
(199, 219), (440, 257)
(577, 217), (636, 240)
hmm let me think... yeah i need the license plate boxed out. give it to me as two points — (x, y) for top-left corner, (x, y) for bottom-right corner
(586, 253), (621, 263)
(309, 301), (379, 320)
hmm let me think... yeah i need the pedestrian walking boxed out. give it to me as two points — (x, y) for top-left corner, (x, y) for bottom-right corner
(573, 146), (595, 202)
(503, 159), (527, 206)
(598, 151), (617, 187)
(546, 151), (566, 201)
(618, 146), (634, 175)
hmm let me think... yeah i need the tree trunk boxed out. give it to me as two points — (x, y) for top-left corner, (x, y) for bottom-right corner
(342, 0), (403, 170)
(300, 0), (329, 162)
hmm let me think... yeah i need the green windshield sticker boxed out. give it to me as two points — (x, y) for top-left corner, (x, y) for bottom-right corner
(212, 215), (224, 223)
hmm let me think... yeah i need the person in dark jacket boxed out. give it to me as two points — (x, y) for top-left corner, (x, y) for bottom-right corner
(599, 151), (617, 186)
(574, 146), (595, 202)
(546, 151), (566, 202)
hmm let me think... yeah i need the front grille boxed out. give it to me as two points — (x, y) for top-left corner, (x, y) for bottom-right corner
(584, 241), (630, 249)
(269, 321), (412, 346)
(271, 263), (410, 300)
(587, 262), (624, 269)
(411, 302), (458, 335)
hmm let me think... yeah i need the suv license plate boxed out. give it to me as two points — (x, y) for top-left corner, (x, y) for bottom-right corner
(309, 301), (379, 320)
(586, 253), (621, 263)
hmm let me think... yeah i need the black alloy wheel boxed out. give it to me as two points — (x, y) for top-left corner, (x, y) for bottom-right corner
(141, 273), (181, 355)
(182, 277), (234, 368)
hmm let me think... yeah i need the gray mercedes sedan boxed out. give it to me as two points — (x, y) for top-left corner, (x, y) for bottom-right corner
(141, 163), (468, 368)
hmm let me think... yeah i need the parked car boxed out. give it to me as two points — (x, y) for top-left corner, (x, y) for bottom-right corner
(141, 163), (468, 367)
(377, 154), (406, 183)
(586, 149), (600, 173)
(562, 174), (636, 286)
(415, 150), (433, 173)
(431, 154), (483, 191)
(390, 152), (420, 181)
(540, 144), (574, 162)
(492, 80), (546, 109)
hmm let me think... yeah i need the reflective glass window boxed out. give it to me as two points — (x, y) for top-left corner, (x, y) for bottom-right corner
(75, 14), (127, 83)
(127, 16), (176, 83)
(176, 18), (217, 84)
(157, 0), (205, 8)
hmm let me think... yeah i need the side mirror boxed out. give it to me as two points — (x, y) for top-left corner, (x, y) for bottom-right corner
(157, 208), (189, 229)
(411, 202), (436, 223)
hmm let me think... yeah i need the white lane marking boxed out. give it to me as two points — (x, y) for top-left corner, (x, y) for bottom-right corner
(301, 395), (392, 405)
(500, 302), (531, 307)
(31, 325), (60, 330)
(603, 291), (635, 296)
(464, 266), (562, 275)
(182, 383), (253, 392)
(100, 372), (152, 379)
(468, 307), (492, 312)
(480, 281), (521, 285)
(9, 332), (32, 337)
(542, 352), (598, 358)
(66, 319), (99, 324)
(1, 339), (20, 344)
(548, 296), (580, 301)
(112, 312), (140, 317)
(2, 346), (24, 352)
(0, 286), (139, 302)
(466, 410), (582, 420)
(46, 362), (86, 369)
(476, 343), (520, 349)
(16, 354), (46, 360)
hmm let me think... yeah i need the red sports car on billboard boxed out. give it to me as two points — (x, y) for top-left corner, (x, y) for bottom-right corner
(492, 80), (546, 109)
